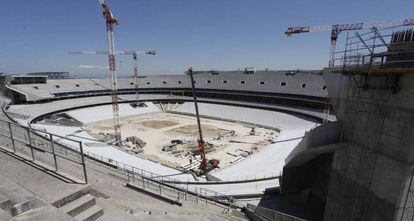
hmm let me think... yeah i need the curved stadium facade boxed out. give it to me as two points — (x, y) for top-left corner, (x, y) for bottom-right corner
(0, 69), (336, 220)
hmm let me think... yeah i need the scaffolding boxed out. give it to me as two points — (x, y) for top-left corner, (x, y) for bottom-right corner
(333, 24), (414, 76)
(331, 24), (414, 220)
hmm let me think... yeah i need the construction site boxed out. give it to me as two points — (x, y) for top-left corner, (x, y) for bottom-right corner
(0, 0), (413, 221)
(85, 112), (278, 171)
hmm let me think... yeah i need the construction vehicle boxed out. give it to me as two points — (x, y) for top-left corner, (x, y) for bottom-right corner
(285, 19), (414, 66)
(187, 67), (220, 175)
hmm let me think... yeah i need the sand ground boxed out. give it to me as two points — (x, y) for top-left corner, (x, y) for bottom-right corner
(85, 113), (278, 170)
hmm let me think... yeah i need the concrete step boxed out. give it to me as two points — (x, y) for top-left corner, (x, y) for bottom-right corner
(11, 201), (32, 216)
(12, 206), (76, 221)
(61, 194), (96, 217)
(74, 205), (103, 221)
(53, 185), (91, 208)
(0, 192), (11, 211)
(0, 208), (12, 220)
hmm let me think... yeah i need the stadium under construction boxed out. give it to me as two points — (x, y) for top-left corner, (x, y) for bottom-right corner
(0, 1), (413, 221)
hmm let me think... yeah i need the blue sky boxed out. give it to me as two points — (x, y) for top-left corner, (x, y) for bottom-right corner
(0, 0), (413, 76)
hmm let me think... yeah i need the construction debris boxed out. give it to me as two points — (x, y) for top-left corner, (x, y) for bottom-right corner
(125, 136), (146, 148)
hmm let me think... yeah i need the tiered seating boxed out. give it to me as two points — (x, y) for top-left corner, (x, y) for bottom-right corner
(173, 102), (318, 180)
(65, 102), (160, 124)
(174, 102), (315, 131)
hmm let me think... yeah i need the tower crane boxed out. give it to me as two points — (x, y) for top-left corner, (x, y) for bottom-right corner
(285, 19), (414, 67)
(69, 50), (157, 106)
(98, 0), (122, 146)
(128, 50), (157, 107)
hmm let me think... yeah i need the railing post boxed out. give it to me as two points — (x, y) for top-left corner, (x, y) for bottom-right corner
(185, 184), (188, 201)
(196, 187), (199, 204)
(142, 176), (145, 188)
(177, 190), (180, 202)
(205, 191), (208, 205)
(159, 183), (162, 195)
(8, 122), (16, 153)
(27, 128), (35, 161)
(79, 142), (88, 184)
(50, 134), (58, 171)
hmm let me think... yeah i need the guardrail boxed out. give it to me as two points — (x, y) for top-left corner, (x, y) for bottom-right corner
(0, 110), (250, 209)
(83, 149), (240, 210)
(246, 203), (308, 221)
(0, 118), (88, 183)
(0, 115), (243, 209)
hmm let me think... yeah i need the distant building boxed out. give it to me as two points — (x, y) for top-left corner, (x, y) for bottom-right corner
(10, 76), (47, 85)
(27, 72), (70, 79)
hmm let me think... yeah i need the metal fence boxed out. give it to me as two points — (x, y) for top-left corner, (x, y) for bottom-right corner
(0, 117), (239, 210)
(83, 149), (240, 210)
(0, 119), (88, 183)
(246, 204), (307, 221)
(0, 115), (247, 210)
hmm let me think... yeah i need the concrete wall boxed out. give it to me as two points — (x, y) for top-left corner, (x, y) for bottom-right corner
(322, 69), (414, 221)
(284, 121), (341, 166)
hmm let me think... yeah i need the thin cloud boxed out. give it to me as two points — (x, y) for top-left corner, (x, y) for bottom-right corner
(78, 65), (108, 70)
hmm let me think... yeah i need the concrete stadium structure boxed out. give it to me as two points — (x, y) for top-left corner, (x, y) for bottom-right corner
(1, 24), (414, 221)
(3, 69), (330, 180)
(0, 69), (333, 220)
(5, 69), (328, 109)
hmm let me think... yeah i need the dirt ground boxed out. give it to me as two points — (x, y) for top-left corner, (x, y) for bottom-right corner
(141, 120), (178, 129)
(85, 113), (278, 171)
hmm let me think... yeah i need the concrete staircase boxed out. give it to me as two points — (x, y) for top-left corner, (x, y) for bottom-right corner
(56, 188), (103, 221)
(125, 179), (248, 221)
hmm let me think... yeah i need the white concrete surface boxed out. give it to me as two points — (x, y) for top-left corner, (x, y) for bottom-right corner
(31, 123), (195, 181)
(189, 179), (280, 196)
(65, 103), (160, 124)
(174, 102), (319, 180)
(9, 100), (319, 195)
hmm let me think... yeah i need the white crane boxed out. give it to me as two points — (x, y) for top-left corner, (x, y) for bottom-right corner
(69, 50), (157, 106)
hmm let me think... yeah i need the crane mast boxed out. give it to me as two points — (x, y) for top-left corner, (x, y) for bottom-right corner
(69, 50), (156, 106)
(132, 52), (139, 104)
(128, 50), (156, 106)
(98, 0), (122, 146)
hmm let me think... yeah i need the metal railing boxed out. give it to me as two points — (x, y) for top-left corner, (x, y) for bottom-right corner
(0, 116), (243, 210)
(0, 119), (88, 183)
(246, 203), (308, 221)
(331, 24), (414, 70)
(0, 111), (254, 210)
(83, 149), (240, 210)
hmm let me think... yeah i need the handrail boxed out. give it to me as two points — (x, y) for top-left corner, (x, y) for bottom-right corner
(246, 203), (308, 221)
(0, 110), (257, 208)
(82, 149), (238, 205)
(0, 117), (88, 183)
